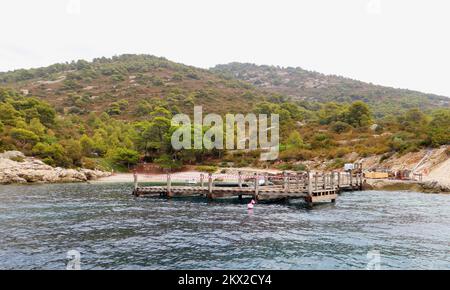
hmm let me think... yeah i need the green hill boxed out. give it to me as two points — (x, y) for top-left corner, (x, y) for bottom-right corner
(1, 54), (448, 171)
(0, 55), (261, 119)
(211, 62), (450, 118)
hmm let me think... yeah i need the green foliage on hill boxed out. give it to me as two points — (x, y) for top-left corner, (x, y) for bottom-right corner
(0, 55), (449, 171)
(211, 62), (450, 118)
(0, 55), (257, 119)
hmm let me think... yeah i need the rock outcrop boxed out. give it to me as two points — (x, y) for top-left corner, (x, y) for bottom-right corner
(366, 179), (450, 194)
(0, 151), (111, 184)
(420, 181), (450, 194)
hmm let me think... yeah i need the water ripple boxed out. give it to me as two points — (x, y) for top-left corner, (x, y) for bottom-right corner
(0, 184), (449, 269)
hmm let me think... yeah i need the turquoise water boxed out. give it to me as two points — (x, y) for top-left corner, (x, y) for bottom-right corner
(0, 183), (449, 269)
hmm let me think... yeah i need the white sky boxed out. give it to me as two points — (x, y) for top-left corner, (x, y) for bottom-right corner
(1, 0), (449, 97)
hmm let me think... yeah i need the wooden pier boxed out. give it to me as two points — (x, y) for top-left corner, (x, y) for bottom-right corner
(132, 170), (364, 206)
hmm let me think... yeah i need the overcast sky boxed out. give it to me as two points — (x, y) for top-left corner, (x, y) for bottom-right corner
(1, 0), (449, 96)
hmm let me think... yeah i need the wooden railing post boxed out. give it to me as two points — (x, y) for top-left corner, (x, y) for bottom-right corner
(254, 173), (259, 198)
(287, 173), (290, 191)
(283, 171), (288, 193)
(330, 171), (334, 190)
(133, 171), (138, 191)
(314, 173), (318, 191)
(307, 172), (312, 195)
(264, 174), (268, 186)
(349, 171), (353, 187)
(200, 173), (204, 189)
(238, 171), (242, 188)
(322, 173), (326, 189)
(208, 173), (213, 193)
(167, 173), (171, 196)
(207, 173), (213, 198)
(337, 172), (341, 189)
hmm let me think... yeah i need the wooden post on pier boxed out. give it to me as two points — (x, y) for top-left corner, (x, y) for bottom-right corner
(283, 171), (288, 193)
(264, 174), (268, 186)
(322, 173), (326, 189)
(330, 171), (334, 190)
(287, 173), (290, 191)
(330, 172), (336, 203)
(337, 172), (341, 189)
(307, 171), (312, 195)
(133, 171), (138, 192)
(238, 171), (242, 200)
(349, 171), (353, 187)
(254, 173), (259, 199)
(306, 171), (313, 206)
(166, 173), (172, 197)
(296, 173), (300, 189)
(314, 173), (318, 191)
(200, 173), (204, 189)
(207, 173), (213, 199)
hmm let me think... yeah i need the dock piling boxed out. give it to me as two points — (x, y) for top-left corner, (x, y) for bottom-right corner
(207, 173), (213, 198)
(337, 172), (341, 189)
(133, 171), (138, 190)
(167, 173), (172, 197)
(238, 171), (242, 188)
(330, 171), (334, 190)
(283, 171), (288, 193)
(254, 173), (259, 199)
(307, 171), (312, 195)
(314, 173), (318, 191)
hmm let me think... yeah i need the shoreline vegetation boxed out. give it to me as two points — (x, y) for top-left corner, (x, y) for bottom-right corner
(1, 150), (448, 194)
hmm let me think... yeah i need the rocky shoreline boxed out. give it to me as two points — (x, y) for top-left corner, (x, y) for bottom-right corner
(364, 179), (450, 194)
(0, 151), (111, 185)
(1, 150), (448, 194)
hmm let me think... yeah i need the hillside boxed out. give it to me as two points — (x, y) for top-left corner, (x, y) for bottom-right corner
(2, 55), (449, 119)
(211, 63), (450, 118)
(0, 55), (261, 119)
(0, 54), (449, 174)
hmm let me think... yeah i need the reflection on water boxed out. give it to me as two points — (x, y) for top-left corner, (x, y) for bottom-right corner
(0, 183), (449, 269)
